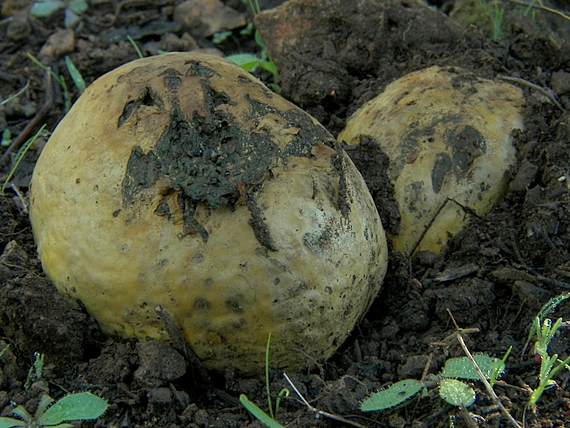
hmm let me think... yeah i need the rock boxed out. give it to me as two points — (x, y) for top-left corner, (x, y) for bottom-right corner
(38, 28), (75, 63)
(147, 387), (173, 405)
(134, 342), (186, 388)
(174, 0), (246, 37)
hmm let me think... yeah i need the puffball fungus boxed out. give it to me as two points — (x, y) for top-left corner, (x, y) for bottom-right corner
(29, 52), (388, 374)
(338, 66), (525, 255)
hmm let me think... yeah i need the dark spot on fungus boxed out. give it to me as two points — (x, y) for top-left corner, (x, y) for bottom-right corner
(225, 297), (244, 314)
(449, 125), (486, 178)
(184, 60), (220, 78)
(121, 69), (338, 250)
(118, 86), (163, 127)
(192, 253), (204, 263)
(154, 199), (171, 218)
(432, 152), (452, 193)
(193, 297), (211, 311)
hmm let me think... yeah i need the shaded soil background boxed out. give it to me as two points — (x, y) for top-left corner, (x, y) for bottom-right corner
(1, 0), (570, 427)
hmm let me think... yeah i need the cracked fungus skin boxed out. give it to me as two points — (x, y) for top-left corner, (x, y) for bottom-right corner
(29, 53), (388, 374)
(339, 66), (525, 255)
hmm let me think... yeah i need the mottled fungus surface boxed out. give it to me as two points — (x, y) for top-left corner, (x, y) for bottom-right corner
(29, 53), (388, 374)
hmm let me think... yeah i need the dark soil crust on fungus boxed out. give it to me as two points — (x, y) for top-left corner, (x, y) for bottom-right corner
(1, 0), (570, 427)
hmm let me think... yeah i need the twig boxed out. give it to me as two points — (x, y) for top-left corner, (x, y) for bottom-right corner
(0, 71), (53, 169)
(497, 74), (565, 112)
(503, 0), (570, 21)
(0, 80), (29, 107)
(447, 310), (522, 428)
(283, 373), (366, 428)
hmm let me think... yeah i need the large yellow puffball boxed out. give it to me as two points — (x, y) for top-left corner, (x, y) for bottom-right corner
(29, 53), (388, 374)
(339, 66), (525, 255)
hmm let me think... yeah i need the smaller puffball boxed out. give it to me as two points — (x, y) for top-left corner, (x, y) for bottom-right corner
(339, 66), (525, 255)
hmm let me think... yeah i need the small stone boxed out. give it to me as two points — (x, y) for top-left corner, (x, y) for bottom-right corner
(38, 28), (75, 63)
(6, 14), (30, 41)
(147, 387), (173, 405)
(193, 408), (210, 426)
(134, 342), (186, 388)
(173, 0), (246, 37)
(509, 161), (539, 193)
(397, 355), (429, 380)
(0, 240), (28, 269)
(551, 70), (570, 95)
(513, 280), (551, 311)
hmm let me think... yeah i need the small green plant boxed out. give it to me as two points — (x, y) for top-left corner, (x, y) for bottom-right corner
(24, 352), (45, 390)
(526, 292), (570, 408)
(360, 354), (505, 411)
(27, 54), (85, 111)
(488, 0), (505, 41)
(1, 81), (30, 147)
(30, 0), (89, 29)
(0, 344), (9, 359)
(239, 395), (285, 428)
(226, 0), (279, 91)
(1, 124), (47, 194)
(126, 35), (144, 59)
(0, 392), (108, 428)
(240, 333), (289, 427)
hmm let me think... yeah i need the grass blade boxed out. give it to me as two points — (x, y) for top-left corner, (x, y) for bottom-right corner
(239, 394), (284, 428)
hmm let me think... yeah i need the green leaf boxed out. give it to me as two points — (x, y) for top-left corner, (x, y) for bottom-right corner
(38, 392), (108, 425)
(0, 418), (27, 428)
(64, 56), (86, 93)
(8, 406), (31, 424)
(2, 124), (46, 194)
(212, 31), (232, 44)
(30, 1), (64, 17)
(439, 379), (475, 407)
(360, 379), (425, 412)
(67, 0), (88, 14)
(240, 394), (284, 428)
(226, 54), (261, 72)
(441, 355), (504, 380)
(240, 22), (254, 36)
(259, 60), (278, 77)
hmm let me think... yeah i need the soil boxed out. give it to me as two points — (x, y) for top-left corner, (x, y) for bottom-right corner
(1, 0), (570, 427)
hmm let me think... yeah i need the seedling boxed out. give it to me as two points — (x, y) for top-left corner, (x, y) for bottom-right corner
(239, 335), (366, 428)
(24, 352), (44, 390)
(526, 292), (570, 408)
(360, 354), (504, 411)
(240, 334), (289, 427)
(126, 35), (144, 59)
(0, 344), (9, 359)
(0, 392), (107, 428)
(239, 395), (285, 428)
(27, 54), (85, 111)
(1, 124), (47, 194)
(226, 0), (279, 91)
(488, 0), (505, 41)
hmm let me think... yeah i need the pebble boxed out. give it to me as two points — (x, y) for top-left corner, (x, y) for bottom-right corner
(173, 0), (246, 37)
(134, 341), (186, 388)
